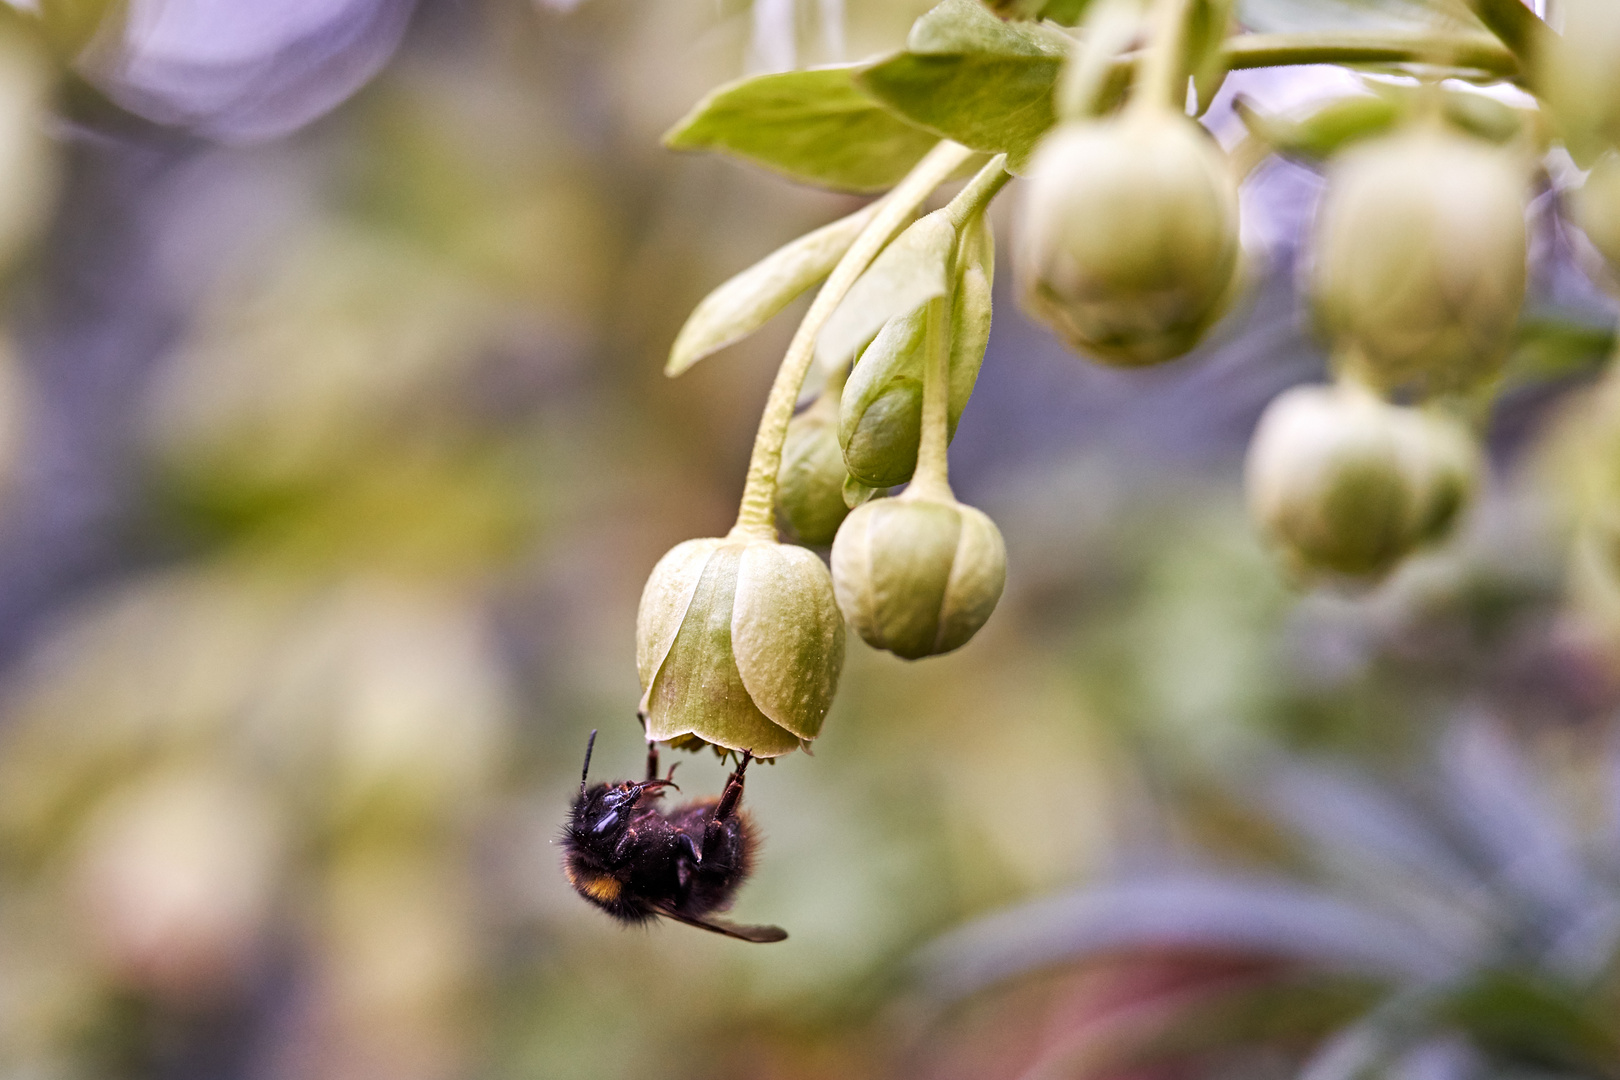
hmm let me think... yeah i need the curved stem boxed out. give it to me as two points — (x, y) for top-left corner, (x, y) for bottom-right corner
(1221, 30), (1518, 78)
(728, 140), (974, 540)
(945, 155), (1013, 230)
(1462, 0), (1552, 84)
(908, 290), (955, 503)
(911, 156), (1010, 502)
(1131, 0), (1193, 116)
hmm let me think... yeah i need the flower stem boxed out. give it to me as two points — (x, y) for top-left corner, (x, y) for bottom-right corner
(911, 157), (1010, 503)
(907, 292), (956, 503)
(1221, 31), (1519, 78)
(729, 140), (974, 540)
(1131, 0), (1193, 117)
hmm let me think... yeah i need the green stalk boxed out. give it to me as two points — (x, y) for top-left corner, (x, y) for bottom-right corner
(1131, 0), (1194, 116)
(1462, 0), (1553, 81)
(910, 156), (1011, 503)
(1221, 31), (1519, 78)
(729, 140), (974, 540)
(907, 290), (955, 503)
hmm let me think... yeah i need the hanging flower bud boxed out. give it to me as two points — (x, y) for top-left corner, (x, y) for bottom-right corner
(1312, 126), (1528, 395)
(777, 394), (851, 546)
(637, 535), (844, 756)
(1015, 113), (1240, 366)
(1245, 381), (1479, 580)
(1573, 152), (1620, 275)
(830, 493), (1007, 660)
(1537, 0), (1620, 163)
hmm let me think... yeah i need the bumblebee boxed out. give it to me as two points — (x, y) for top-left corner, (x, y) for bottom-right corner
(561, 730), (787, 943)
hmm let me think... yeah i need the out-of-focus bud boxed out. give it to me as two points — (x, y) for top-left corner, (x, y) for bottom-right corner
(72, 768), (284, 1003)
(638, 536), (844, 755)
(1245, 381), (1478, 579)
(1572, 152), (1620, 274)
(1312, 126), (1528, 395)
(1016, 113), (1240, 366)
(830, 494), (1007, 659)
(777, 394), (851, 546)
(1538, 0), (1620, 162)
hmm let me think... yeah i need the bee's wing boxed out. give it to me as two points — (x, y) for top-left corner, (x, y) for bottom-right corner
(654, 905), (788, 943)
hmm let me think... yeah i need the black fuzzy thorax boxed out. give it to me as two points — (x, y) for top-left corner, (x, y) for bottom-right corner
(562, 781), (754, 923)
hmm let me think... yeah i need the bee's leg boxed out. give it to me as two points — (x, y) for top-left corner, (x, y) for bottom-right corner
(637, 709), (660, 783)
(699, 751), (752, 861)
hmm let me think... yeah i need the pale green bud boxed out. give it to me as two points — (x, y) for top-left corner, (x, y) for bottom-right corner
(830, 494), (1007, 659)
(1573, 152), (1620, 274)
(1016, 113), (1241, 366)
(1537, 0), (1620, 162)
(1245, 381), (1478, 579)
(777, 397), (851, 546)
(1313, 127), (1528, 395)
(637, 535), (844, 756)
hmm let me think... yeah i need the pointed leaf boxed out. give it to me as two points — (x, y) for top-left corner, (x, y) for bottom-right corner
(667, 204), (879, 376)
(816, 209), (956, 370)
(664, 66), (942, 193)
(947, 211), (993, 437)
(855, 0), (1069, 169)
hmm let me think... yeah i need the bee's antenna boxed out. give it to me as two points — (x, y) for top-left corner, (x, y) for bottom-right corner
(579, 729), (598, 799)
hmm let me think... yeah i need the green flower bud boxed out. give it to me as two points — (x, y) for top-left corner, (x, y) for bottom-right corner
(637, 535), (844, 756)
(1016, 113), (1240, 366)
(777, 396), (851, 546)
(1573, 152), (1620, 274)
(837, 213), (994, 489)
(1245, 381), (1478, 579)
(830, 494), (1007, 659)
(1537, 0), (1620, 162)
(1312, 127), (1528, 395)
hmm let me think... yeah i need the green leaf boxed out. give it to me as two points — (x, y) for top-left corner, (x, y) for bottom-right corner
(1500, 314), (1616, 388)
(663, 66), (942, 193)
(856, 0), (1070, 169)
(1238, 93), (1404, 160)
(980, 0), (1095, 22)
(1239, 84), (1522, 162)
(666, 204), (879, 377)
(815, 210), (957, 370)
(843, 475), (883, 508)
(947, 212), (993, 437)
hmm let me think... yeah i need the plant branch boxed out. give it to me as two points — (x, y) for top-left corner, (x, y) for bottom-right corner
(1220, 30), (1519, 79)
(1133, 0), (1194, 115)
(728, 140), (975, 540)
(1462, 0), (1554, 83)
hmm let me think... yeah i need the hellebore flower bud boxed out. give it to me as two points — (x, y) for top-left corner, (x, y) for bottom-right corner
(836, 212), (995, 488)
(1016, 113), (1240, 366)
(1573, 152), (1620, 275)
(830, 493), (1007, 660)
(839, 305), (927, 488)
(777, 395), (851, 546)
(1312, 127), (1528, 395)
(1245, 381), (1479, 580)
(637, 535), (844, 756)
(1538, 0), (1620, 162)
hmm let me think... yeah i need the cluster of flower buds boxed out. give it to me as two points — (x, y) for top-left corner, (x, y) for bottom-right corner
(1242, 116), (1525, 580)
(642, 157), (1010, 757)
